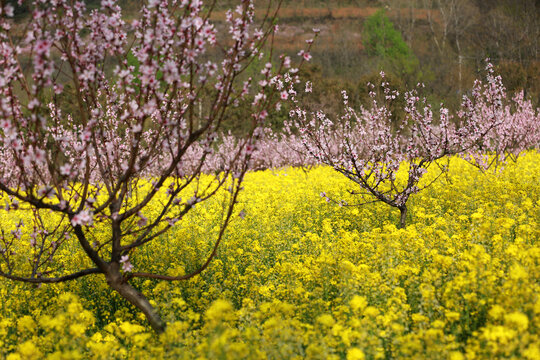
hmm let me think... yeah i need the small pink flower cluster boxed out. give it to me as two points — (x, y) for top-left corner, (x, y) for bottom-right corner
(71, 210), (94, 227)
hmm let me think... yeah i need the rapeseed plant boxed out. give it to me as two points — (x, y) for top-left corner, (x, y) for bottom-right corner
(0, 153), (539, 359)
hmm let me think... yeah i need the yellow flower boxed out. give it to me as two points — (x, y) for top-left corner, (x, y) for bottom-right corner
(523, 344), (540, 360)
(347, 348), (365, 360)
(119, 321), (146, 336)
(445, 311), (461, 322)
(317, 314), (335, 327)
(411, 313), (429, 323)
(509, 264), (528, 280)
(205, 299), (236, 325)
(504, 311), (529, 331)
(350, 295), (368, 313)
(449, 351), (465, 360)
(69, 323), (87, 337)
(17, 341), (42, 360)
(17, 316), (36, 335)
(363, 306), (379, 318)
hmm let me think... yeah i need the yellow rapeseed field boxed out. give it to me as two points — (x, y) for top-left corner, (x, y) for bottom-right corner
(1, 153), (539, 359)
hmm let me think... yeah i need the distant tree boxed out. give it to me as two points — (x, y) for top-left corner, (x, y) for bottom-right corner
(362, 9), (419, 79)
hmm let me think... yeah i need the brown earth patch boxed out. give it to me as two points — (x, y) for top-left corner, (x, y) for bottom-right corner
(210, 6), (441, 22)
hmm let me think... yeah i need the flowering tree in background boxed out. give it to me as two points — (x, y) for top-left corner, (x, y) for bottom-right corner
(289, 64), (539, 228)
(457, 62), (540, 171)
(0, 0), (302, 333)
(289, 75), (455, 228)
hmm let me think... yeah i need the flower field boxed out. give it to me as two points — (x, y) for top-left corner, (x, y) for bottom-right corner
(1, 152), (539, 359)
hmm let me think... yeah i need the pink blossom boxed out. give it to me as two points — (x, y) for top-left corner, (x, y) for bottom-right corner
(34, 40), (51, 57)
(147, 0), (160, 8)
(27, 99), (40, 110)
(238, 209), (246, 219)
(101, 0), (115, 9)
(298, 50), (312, 61)
(71, 210), (94, 227)
(37, 187), (55, 198)
(60, 163), (72, 176)
(4, 4), (14, 17)
(120, 255), (133, 272)
(79, 130), (92, 142)
(283, 56), (291, 68)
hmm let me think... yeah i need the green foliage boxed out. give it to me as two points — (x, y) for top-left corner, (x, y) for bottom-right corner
(362, 9), (419, 79)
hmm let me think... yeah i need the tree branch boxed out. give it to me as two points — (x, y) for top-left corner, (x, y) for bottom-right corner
(0, 268), (101, 283)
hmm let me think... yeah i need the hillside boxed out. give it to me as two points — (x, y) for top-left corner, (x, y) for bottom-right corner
(7, 0), (540, 109)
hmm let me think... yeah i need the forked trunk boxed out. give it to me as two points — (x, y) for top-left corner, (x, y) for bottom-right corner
(106, 268), (165, 333)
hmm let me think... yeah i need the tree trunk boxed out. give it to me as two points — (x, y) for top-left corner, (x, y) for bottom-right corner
(398, 205), (407, 229)
(106, 268), (165, 334)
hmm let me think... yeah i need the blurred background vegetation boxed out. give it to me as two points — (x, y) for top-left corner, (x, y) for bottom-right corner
(6, 0), (540, 133)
